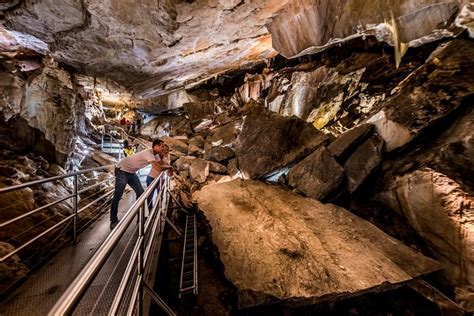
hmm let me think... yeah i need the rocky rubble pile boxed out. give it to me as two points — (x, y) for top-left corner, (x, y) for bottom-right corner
(155, 39), (474, 311)
(0, 124), (113, 295)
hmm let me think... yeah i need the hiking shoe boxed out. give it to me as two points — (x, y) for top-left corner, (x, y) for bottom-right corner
(110, 221), (119, 229)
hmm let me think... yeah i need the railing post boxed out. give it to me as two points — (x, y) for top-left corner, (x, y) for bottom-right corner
(137, 204), (145, 316)
(73, 174), (78, 244)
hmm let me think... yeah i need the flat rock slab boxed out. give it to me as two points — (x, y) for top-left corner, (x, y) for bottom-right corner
(194, 180), (441, 309)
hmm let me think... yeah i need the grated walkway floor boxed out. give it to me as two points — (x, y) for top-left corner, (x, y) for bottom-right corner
(0, 191), (139, 316)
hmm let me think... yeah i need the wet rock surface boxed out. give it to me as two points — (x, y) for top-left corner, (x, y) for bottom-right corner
(234, 106), (328, 178)
(194, 180), (441, 308)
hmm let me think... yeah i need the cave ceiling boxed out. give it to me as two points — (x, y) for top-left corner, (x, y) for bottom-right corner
(0, 0), (472, 101)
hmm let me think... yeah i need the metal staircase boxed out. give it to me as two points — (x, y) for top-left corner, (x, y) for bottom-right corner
(179, 213), (198, 298)
(101, 133), (124, 160)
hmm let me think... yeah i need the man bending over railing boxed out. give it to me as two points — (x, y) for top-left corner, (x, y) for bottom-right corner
(110, 138), (172, 229)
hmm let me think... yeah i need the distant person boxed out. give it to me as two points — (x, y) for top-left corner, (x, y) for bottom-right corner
(109, 139), (172, 229)
(123, 140), (135, 157)
(136, 116), (142, 134)
(120, 117), (126, 127)
(146, 144), (172, 210)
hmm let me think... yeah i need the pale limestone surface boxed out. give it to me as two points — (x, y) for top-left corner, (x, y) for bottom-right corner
(2, 0), (471, 99)
(194, 179), (441, 308)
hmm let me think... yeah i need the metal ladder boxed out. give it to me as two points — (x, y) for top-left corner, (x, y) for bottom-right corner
(179, 213), (198, 298)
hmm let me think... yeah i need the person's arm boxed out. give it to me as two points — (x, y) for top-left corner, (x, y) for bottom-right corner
(149, 160), (172, 172)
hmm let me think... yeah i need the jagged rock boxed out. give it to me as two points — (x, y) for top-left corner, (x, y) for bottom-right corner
(235, 106), (328, 178)
(368, 40), (474, 152)
(227, 158), (239, 178)
(184, 101), (215, 123)
(189, 158), (209, 183)
(328, 124), (374, 162)
(429, 106), (474, 193)
(206, 120), (242, 147)
(344, 135), (384, 193)
(140, 115), (191, 138)
(204, 146), (235, 162)
(194, 180), (441, 308)
(0, 71), (24, 121)
(288, 146), (344, 201)
(208, 161), (227, 174)
(188, 144), (202, 156)
(268, 0), (465, 59)
(175, 156), (197, 172)
(269, 66), (364, 127)
(376, 168), (474, 307)
(0, 242), (29, 295)
(189, 135), (206, 149)
(161, 136), (189, 155)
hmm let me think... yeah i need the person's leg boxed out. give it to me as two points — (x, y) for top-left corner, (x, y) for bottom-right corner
(128, 173), (144, 200)
(110, 169), (127, 224)
(146, 175), (155, 212)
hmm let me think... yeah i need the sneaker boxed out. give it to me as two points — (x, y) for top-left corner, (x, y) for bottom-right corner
(110, 221), (119, 229)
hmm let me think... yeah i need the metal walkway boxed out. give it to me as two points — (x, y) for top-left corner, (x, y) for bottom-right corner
(0, 164), (186, 315)
(0, 191), (137, 315)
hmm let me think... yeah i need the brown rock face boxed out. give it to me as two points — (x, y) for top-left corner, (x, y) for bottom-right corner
(288, 146), (344, 201)
(189, 158), (210, 183)
(204, 146), (235, 162)
(368, 40), (474, 152)
(194, 180), (441, 308)
(328, 124), (374, 162)
(235, 106), (328, 178)
(376, 168), (474, 307)
(2, 1), (471, 99)
(344, 135), (384, 193)
(268, 0), (465, 58)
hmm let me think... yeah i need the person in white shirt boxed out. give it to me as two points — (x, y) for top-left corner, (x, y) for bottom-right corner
(110, 138), (171, 229)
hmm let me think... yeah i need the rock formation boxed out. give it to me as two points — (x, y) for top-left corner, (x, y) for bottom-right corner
(194, 180), (441, 308)
(234, 106), (328, 178)
(2, 1), (473, 100)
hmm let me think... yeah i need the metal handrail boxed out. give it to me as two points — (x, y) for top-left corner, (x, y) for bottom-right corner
(0, 165), (114, 262)
(48, 172), (175, 316)
(0, 165), (113, 194)
(107, 124), (148, 148)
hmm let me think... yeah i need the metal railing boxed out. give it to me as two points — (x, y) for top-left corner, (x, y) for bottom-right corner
(0, 165), (114, 263)
(101, 133), (124, 160)
(49, 172), (176, 316)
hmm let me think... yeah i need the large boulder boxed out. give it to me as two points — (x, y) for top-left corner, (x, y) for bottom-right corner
(288, 146), (344, 201)
(344, 135), (384, 193)
(189, 158), (209, 183)
(376, 168), (474, 310)
(206, 120), (242, 147)
(161, 136), (189, 155)
(204, 146), (235, 162)
(367, 40), (474, 152)
(174, 156), (197, 172)
(234, 106), (328, 178)
(328, 123), (374, 162)
(194, 180), (441, 308)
